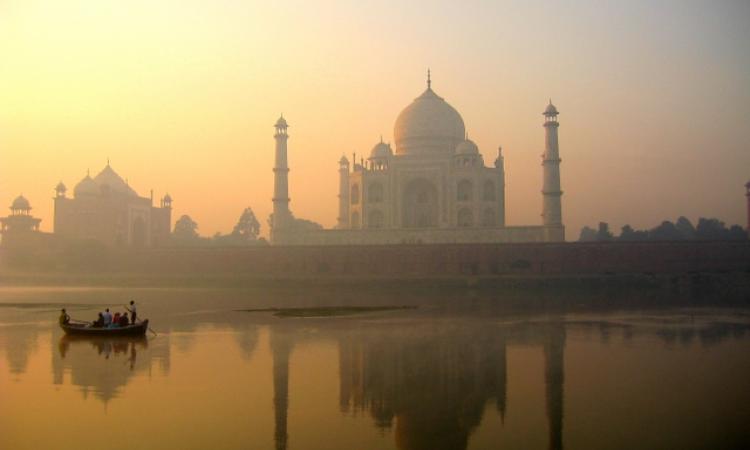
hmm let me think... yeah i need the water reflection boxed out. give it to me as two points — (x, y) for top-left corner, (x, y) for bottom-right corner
(263, 320), (566, 450)
(53, 335), (170, 403)
(1, 300), (748, 450)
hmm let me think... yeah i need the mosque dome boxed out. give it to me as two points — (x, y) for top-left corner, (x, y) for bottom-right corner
(455, 139), (479, 155)
(369, 141), (393, 159)
(11, 195), (30, 211)
(74, 174), (99, 197)
(394, 83), (465, 156)
(94, 165), (137, 196)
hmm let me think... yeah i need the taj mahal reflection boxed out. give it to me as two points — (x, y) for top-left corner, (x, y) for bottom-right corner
(269, 322), (566, 450)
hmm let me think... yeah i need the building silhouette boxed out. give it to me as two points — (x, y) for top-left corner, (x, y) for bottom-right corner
(53, 163), (172, 247)
(271, 72), (564, 245)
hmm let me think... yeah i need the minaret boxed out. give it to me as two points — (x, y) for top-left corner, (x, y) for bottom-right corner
(272, 115), (291, 242)
(338, 156), (350, 228)
(542, 101), (564, 240)
(495, 146), (506, 227)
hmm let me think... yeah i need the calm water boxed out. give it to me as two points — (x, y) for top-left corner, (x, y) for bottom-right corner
(0, 286), (749, 450)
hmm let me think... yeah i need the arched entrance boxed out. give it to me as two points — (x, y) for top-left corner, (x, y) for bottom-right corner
(402, 179), (438, 228)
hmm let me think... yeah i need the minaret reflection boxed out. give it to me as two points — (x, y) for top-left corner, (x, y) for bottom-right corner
(544, 323), (566, 450)
(270, 326), (294, 450)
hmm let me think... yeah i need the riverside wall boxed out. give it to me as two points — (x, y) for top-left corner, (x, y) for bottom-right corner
(10, 241), (744, 278)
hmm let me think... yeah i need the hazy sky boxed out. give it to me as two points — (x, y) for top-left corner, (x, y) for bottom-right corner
(1, 0), (749, 238)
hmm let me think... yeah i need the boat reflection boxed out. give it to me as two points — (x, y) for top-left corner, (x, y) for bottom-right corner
(53, 335), (170, 404)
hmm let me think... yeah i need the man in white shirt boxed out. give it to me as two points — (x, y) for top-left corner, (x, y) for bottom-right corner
(103, 308), (112, 326)
(128, 300), (137, 324)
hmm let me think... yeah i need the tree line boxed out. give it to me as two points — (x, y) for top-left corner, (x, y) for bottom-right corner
(170, 208), (324, 247)
(171, 207), (267, 247)
(579, 217), (747, 242)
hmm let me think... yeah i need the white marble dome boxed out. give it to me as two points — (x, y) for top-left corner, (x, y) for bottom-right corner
(369, 141), (393, 159)
(455, 139), (479, 155)
(393, 87), (465, 156)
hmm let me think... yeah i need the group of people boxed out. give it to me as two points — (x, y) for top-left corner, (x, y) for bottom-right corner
(59, 300), (138, 328)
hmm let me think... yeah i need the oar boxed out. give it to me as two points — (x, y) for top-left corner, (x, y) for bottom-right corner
(124, 305), (157, 336)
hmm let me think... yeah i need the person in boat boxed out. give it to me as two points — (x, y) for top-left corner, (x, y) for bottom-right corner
(113, 312), (121, 326)
(59, 309), (70, 325)
(103, 308), (112, 327)
(126, 300), (137, 324)
(118, 313), (129, 327)
(92, 312), (104, 328)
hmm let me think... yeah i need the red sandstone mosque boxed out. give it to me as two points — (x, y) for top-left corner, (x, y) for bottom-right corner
(52, 164), (172, 247)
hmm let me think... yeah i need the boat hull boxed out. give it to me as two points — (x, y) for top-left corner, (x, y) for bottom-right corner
(60, 320), (149, 336)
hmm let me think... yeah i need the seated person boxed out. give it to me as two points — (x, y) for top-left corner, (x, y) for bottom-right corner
(113, 312), (121, 326)
(118, 313), (129, 327)
(59, 309), (70, 325)
(92, 313), (104, 328)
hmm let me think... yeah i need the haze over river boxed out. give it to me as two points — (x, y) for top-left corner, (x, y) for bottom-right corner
(1, 286), (748, 450)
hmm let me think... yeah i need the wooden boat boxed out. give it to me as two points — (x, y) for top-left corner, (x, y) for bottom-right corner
(60, 320), (149, 336)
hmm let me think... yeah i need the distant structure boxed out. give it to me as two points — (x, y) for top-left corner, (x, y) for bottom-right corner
(746, 180), (750, 237)
(53, 163), (172, 247)
(271, 72), (565, 245)
(0, 195), (41, 235)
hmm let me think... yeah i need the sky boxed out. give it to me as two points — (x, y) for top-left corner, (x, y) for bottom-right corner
(1, 0), (749, 239)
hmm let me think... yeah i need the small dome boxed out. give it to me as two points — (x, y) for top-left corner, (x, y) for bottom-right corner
(163, 193), (172, 202)
(394, 86), (465, 156)
(544, 102), (559, 116)
(339, 155), (349, 165)
(11, 195), (31, 211)
(275, 115), (288, 128)
(74, 175), (99, 197)
(369, 141), (393, 159)
(55, 181), (67, 192)
(455, 139), (479, 155)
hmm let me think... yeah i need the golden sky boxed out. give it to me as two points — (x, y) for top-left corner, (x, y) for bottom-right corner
(1, 0), (749, 238)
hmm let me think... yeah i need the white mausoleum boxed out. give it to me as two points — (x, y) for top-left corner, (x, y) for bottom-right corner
(271, 73), (564, 245)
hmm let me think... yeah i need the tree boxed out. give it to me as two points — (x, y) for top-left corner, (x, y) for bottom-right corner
(727, 225), (748, 241)
(695, 218), (727, 240)
(173, 215), (199, 239)
(650, 221), (683, 241)
(596, 222), (613, 241)
(231, 208), (261, 242)
(675, 216), (696, 240)
(619, 224), (648, 241)
(578, 226), (597, 242)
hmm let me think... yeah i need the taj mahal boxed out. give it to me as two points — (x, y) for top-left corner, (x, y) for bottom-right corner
(270, 72), (564, 245)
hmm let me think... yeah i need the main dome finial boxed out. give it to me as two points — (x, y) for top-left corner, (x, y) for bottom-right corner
(427, 68), (431, 90)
